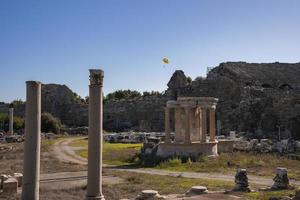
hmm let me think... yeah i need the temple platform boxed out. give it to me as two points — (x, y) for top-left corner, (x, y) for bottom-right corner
(156, 141), (218, 158)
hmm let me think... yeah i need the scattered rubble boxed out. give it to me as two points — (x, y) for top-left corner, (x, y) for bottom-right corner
(234, 138), (300, 154)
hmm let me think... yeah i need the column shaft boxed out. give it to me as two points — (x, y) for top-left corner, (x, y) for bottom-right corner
(86, 69), (105, 200)
(21, 81), (41, 200)
(201, 108), (207, 143)
(209, 108), (216, 142)
(164, 107), (171, 144)
(9, 108), (13, 135)
(184, 107), (191, 144)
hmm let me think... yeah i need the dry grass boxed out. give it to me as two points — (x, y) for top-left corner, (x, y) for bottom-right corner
(156, 152), (300, 179)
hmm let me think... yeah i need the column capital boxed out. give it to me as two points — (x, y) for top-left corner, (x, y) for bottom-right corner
(26, 81), (42, 86)
(89, 69), (104, 86)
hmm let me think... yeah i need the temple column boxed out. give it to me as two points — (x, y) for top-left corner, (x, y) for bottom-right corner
(9, 105), (14, 135)
(164, 107), (171, 144)
(209, 107), (216, 142)
(201, 108), (207, 143)
(86, 69), (105, 200)
(21, 81), (41, 200)
(184, 107), (191, 144)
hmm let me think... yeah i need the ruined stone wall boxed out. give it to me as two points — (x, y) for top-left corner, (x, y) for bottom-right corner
(1, 62), (299, 138)
(103, 96), (168, 132)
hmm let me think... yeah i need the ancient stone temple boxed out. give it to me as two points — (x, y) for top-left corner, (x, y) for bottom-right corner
(156, 97), (219, 157)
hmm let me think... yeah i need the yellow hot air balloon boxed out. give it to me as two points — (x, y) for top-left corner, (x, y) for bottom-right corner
(162, 57), (169, 65)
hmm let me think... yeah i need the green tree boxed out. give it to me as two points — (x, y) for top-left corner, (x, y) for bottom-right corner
(105, 90), (141, 101)
(187, 76), (192, 84)
(0, 113), (24, 132)
(41, 113), (62, 134)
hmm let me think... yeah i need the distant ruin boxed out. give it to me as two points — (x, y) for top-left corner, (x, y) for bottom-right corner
(157, 97), (219, 157)
(1, 62), (300, 139)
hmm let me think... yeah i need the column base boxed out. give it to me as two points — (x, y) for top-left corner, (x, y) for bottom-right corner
(86, 195), (105, 200)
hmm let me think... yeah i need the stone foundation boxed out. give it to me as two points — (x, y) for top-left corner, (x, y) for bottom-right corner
(156, 142), (218, 158)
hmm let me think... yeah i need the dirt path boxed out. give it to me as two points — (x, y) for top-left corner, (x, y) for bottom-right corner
(52, 137), (300, 187)
(52, 137), (88, 165)
(40, 171), (123, 190)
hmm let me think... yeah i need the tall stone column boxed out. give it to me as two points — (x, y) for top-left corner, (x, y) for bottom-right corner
(8, 105), (14, 135)
(201, 108), (207, 143)
(86, 69), (105, 200)
(164, 107), (171, 144)
(21, 81), (41, 200)
(209, 107), (216, 142)
(184, 107), (191, 144)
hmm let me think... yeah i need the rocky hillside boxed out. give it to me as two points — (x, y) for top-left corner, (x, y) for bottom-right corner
(1, 62), (299, 139)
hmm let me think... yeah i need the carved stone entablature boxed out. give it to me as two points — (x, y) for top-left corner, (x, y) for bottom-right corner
(166, 97), (218, 109)
(89, 69), (104, 86)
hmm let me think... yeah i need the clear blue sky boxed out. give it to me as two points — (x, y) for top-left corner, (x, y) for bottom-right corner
(1, 0), (300, 102)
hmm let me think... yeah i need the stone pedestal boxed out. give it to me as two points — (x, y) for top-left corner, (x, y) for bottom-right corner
(272, 167), (290, 190)
(233, 169), (251, 192)
(86, 69), (105, 200)
(21, 81), (41, 200)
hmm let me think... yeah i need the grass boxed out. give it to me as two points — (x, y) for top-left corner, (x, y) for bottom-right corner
(70, 137), (300, 179)
(245, 189), (296, 200)
(155, 152), (300, 179)
(105, 170), (235, 199)
(72, 138), (142, 165)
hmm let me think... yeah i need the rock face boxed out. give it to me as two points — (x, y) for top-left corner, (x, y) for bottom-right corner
(189, 62), (300, 139)
(1, 62), (300, 139)
(0, 84), (88, 127)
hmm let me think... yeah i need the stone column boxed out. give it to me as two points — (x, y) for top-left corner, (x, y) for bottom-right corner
(86, 69), (105, 200)
(209, 107), (216, 142)
(8, 105), (14, 135)
(21, 81), (41, 200)
(164, 107), (171, 144)
(184, 107), (191, 144)
(195, 108), (201, 142)
(201, 108), (207, 143)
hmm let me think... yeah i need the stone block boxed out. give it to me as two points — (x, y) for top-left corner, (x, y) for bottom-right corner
(13, 173), (23, 187)
(186, 186), (208, 195)
(2, 177), (18, 195)
(0, 174), (9, 189)
(135, 190), (166, 200)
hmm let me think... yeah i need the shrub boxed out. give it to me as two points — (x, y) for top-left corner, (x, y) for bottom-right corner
(41, 113), (62, 134)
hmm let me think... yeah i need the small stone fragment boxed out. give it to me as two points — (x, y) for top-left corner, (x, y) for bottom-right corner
(186, 186), (208, 195)
(135, 190), (166, 200)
